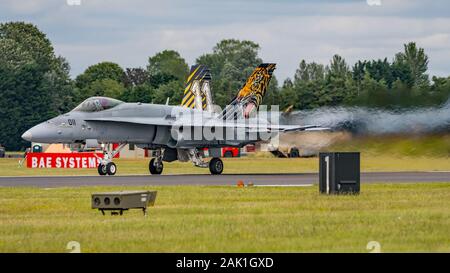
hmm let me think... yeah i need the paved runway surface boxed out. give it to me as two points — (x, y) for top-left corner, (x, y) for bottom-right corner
(0, 172), (449, 187)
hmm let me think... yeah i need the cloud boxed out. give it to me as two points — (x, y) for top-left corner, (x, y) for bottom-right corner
(3, 0), (56, 14)
(1, 0), (450, 81)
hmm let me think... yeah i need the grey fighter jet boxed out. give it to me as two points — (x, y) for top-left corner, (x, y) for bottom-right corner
(21, 64), (326, 175)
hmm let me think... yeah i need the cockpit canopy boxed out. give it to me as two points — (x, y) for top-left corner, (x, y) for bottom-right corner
(72, 97), (123, 112)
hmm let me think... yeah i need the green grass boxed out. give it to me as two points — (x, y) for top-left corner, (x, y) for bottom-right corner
(329, 135), (450, 157)
(0, 154), (449, 177)
(0, 183), (449, 252)
(1, 135), (448, 176)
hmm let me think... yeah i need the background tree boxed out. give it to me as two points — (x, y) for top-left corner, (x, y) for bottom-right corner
(430, 76), (450, 105)
(146, 50), (188, 104)
(120, 67), (153, 103)
(351, 73), (390, 107)
(365, 58), (394, 87)
(122, 68), (150, 88)
(0, 22), (54, 69)
(279, 78), (296, 110)
(281, 42), (443, 109)
(74, 61), (125, 100)
(121, 84), (154, 103)
(1, 21), (449, 150)
(86, 79), (125, 99)
(323, 55), (355, 106)
(152, 81), (184, 105)
(46, 56), (76, 113)
(0, 22), (74, 150)
(393, 42), (429, 88)
(284, 60), (327, 109)
(147, 50), (189, 86)
(196, 39), (280, 107)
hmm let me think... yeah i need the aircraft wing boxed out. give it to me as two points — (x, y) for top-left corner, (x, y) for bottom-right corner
(85, 117), (329, 132)
(84, 117), (175, 126)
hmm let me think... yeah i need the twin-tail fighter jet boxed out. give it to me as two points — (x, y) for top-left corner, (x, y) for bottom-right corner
(22, 63), (326, 175)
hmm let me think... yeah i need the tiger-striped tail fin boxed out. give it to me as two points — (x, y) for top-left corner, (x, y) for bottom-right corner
(222, 63), (276, 119)
(235, 63), (276, 108)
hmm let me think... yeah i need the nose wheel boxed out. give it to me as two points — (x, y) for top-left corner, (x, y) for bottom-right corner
(97, 162), (117, 176)
(98, 163), (107, 176)
(106, 162), (117, 175)
(96, 143), (127, 176)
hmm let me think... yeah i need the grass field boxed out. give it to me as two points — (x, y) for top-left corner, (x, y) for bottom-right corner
(0, 154), (449, 176)
(1, 137), (448, 252)
(1, 135), (448, 176)
(0, 183), (449, 252)
(330, 135), (450, 157)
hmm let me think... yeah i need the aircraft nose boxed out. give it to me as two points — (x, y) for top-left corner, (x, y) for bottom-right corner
(21, 131), (32, 142)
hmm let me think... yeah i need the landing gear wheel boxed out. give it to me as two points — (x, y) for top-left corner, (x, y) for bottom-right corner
(209, 157), (223, 175)
(149, 158), (163, 175)
(106, 162), (117, 176)
(97, 163), (107, 176)
(289, 148), (300, 158)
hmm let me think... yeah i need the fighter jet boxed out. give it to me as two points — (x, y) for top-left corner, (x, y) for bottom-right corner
(21, 63), (326, 175)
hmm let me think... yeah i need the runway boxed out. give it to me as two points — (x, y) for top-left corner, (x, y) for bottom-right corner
(0, 172), (449, 187)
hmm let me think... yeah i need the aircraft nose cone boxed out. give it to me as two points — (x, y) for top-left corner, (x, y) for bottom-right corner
(21, 131), (32, 142)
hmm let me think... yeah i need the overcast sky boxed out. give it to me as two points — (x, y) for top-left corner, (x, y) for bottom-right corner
(1, 0), (450, 82)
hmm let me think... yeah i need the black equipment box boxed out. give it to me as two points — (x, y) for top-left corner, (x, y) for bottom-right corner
(92, 190), (157, 216)
(319, 152), (360, 194)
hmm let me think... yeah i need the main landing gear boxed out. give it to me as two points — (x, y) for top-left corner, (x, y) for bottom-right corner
(149, 158), (163, 175)
(96, 145), (224, 176)
(149, 149), (164, 175)
(209, 157), (223, 175)
(96, 143), (127, 176)
(186, 148), (223, 175)
(147, 148), (224, 175)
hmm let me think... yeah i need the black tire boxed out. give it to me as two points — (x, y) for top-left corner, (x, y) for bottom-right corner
(209, 157), (223, 175)
(97, 163), (107, 176)
(289, 148), (300, 158)
(224, 151), (233, 158)
(106, 162), (117, 176)
(149, 158), (163, 175)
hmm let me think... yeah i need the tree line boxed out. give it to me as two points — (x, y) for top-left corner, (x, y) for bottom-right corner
(1, 22), (450, 150)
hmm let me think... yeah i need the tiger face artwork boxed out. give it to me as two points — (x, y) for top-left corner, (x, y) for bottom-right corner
(236, 63), (276, 118)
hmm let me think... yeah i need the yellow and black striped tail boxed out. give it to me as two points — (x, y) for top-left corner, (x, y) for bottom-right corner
(180, 64), (212, 109)
(234, 63), (276, 108)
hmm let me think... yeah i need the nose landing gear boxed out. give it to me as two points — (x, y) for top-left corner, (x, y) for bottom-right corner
(97, 163), (107, 176)
(106, 162), (117, 175)
(96, 143), (126, 176)
(97, 162), (117, 175)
